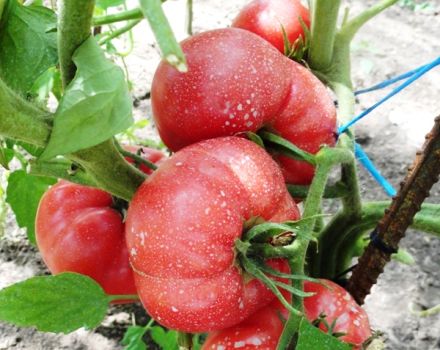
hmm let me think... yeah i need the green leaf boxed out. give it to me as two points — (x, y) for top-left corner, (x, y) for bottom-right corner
(297, 319), (352, 350)
(5, 170), (56, 243)
(0, 145), (14, 169)
(28, 66), (61, 102)
(138, 0), (187, 72)
(0, 0), (58, 94)
(41, 36), (133, 160)
(245, 131), (265, 148)
(150, 326), (178, 350)
(392, 248), (415, 265)
(96, 0), (126, 10)
(259, 131), (317, 165)
(0, 273), (109, 333)
(122, 326), (147, 350)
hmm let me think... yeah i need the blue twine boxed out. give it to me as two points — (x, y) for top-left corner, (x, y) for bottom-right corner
(354, 63), (430, 96)
(338, 56), (440, 134)
(355, 143), (397, 197)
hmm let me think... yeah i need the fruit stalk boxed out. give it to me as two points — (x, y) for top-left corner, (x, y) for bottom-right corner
(347, 116), (440, 304)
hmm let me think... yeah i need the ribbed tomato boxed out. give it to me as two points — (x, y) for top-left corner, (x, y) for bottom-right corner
(126, 137), (300, 332)
(35, 147), (165, 299)
(151, 28), (336, 185)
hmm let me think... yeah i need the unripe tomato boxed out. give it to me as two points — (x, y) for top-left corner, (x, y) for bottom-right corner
(202, 279), (372, 349)
(232, 0), (310, 53)
(126, 137), (300, 332)
(151, 28), (336, 185)
(35, 146), (165, 299)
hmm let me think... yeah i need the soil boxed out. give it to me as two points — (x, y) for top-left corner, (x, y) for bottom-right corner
(1, 0), (439, 349)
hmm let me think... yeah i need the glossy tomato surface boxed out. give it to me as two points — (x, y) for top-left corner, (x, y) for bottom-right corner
(35, 147), (165, 298)
(202, 279), (371, 349)
(126, 137), (300, 332)
(232, 0), (310, 53)
(304, 279), (372, 348)
(151, 28), (336, 185)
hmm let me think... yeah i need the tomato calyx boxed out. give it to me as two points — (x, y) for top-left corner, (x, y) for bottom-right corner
(234, 220), (320, 317)
(312, 312), (347, 339)
(111, 195), (129, 218)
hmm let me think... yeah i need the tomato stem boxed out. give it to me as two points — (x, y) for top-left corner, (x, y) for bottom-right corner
(107, 294), (140, 302)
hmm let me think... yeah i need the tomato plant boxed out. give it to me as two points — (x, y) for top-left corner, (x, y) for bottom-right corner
(232, 0), (310, 53)
(202, 280), (371, 349)
(151, 27), (337, 185)
(126, 136), (299, 331)
(0, 0), (439, 349)
(35, 146), (164, 299)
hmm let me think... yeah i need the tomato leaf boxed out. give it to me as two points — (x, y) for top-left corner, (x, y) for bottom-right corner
(28, 66), (62, 102)
(96, 0), (126, 10)
(41, 36), (133, 160)
(5, 170), (56, 244)
(150, 326), (178, 350)
(138, 0), (187, 72)
(297, 319), (352, 350)
(0, 273), (108, 333)
(122, 325), (147, 350)
(0, 0), (58, 94)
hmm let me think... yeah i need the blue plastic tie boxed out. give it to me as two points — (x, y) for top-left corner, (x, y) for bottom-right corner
(354, 63), (430, 96)
(355, 143), (397, 197)
(338, 56), (440, 134)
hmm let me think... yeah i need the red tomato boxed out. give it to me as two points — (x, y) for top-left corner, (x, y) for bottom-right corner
(304, 280), (372, 348)
(232, 0), (310, 53)
(35, 147), (164, 300)
(202, 279), (371, 350)
(126, 137), (300, 332)
(151, 28), (336, 185)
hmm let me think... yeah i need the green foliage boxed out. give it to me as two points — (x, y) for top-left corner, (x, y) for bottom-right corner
(150, 326), (179, 350)
(0, 273), (108, 333)
(41, 36), (133, 160)
(0, 0), (57, 94)
(297, 319), (352, 350)
(138, 0), (187, 72)
(399, 0), (432, 11)
(5, 170), (56, 243)
(28, 66), (62, 102)
(122, 326), (148, 350)
(96, 0), (126, 10)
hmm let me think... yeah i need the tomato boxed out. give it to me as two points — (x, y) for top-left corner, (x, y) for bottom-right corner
(201, 301), (285, 350)
(35, 147), (164, 299)
(151, 28), (336, 185)
(126, 137), (300, 332)
(303, 279), (372, 348)
(232, 0), (310, 53)
(202, 279), (371, 349)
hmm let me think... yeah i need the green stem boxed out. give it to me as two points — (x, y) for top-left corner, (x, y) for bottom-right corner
(30, 159), (97, 187)
(287, 182), (349, 199)
(308, 0), (341, 71)
(0, 79), (52, 147)
(58, 0), (95, 88)
(177, 332), (193, 350)
(107, 294), (140, 302)
(98, 19), (142, 46)
(116, 142), (158, 171)
(339, 0), (399, 41)
(276, 147), (353, 350)
(93, 8), (143, 26)
(70, 139), (146, 201)
(186, 0), (193, 36)
(0, 0), (6, 21)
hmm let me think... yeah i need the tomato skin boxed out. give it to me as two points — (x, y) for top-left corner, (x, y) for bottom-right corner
(126, 137), (300, 332)
(202, 279), (371, 350)
(232, 0), (310, 53)
(151, 28), (336, 185)
(303, 280), (372, 348)
(35, 147), (164, 299)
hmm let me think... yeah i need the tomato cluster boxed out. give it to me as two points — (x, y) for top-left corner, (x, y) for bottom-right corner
(35, 0), (372, 348)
